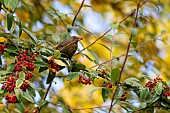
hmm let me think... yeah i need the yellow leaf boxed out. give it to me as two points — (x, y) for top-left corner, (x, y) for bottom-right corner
(0, 37), (7, 42)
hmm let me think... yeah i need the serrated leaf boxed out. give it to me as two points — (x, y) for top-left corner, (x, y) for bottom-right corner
(15, 102), (25, 113)
(67, 72), (80, 81)
(19, 71), (25, 80)
(130, 28), (138, 36)
(14, 88), (23, 101)
(22, 26), (38, 45)
(155, 82), (162, 95)
(88, 49), (99, 64)
(16, 79), (23, 88)
(111, 68), (120, 84)
(140, 88), (149, 101)
(110, 23), (119, 30)
(23, 92), (34, 103)
(54, 50), (60, 58)
(91, 87), (103, 95)
(102, 89), (109, 102)
(7, 13), (13, 31)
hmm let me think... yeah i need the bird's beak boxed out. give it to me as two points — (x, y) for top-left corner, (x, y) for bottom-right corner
(78, 37), (83, 40)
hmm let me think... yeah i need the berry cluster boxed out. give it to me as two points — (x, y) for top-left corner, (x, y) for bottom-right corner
(145, 78), (163, 89)
(5, 94), (18, 103)
(14, 50), (37, 72)
(119, 91), (127, 101)
(25, 108), (31, 113)
(0, 43), (7, 53)
(163, 86), (170, 97)
(51, 62), (60, 71)
(1, 76), (16, 93)
(25, 72), (34, 80)
(78, 75), (91, 85)
(20, 81), (29, 91)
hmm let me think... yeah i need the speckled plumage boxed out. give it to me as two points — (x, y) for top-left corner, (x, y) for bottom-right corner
(56, 36), (82, 59)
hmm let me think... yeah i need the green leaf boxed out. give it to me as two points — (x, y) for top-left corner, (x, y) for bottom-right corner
(102, 89), (109, 102)
(140, 88), (149, 101)
(111, 68), (120, 84)
(27, 85), (36, 97)
(39, 67), (48, 73)
(46, 72), (55, 84)
(66, 24), (72, 32)
(58, 102), (71, 113)
(52, 33), (60, 43)
(19, 71), (25, 80)
(0, 76), (7, 81)
(67, 72), (81, 81)
(91, 87), (103, 95)
(155, 82), (163, 95)
(130, 28), (138, 36)
(0, 70), (12, 75)
(124, 77), (143, 89)
(149, 94), (160, 104)
(116, 101), (136, 111)
(131, 41), (137, 48)
(34, 61), (48, 67)
(88, 49), (99, 64)
(4, 0), (11, 8)
(166, 81), (170, 87)
(15, 102), (25, 113)
(105, 34), (112, 41)
(22, 26), (38, 45)
(16, 79), (23, 88)
(9, 0), (18, 12)
(23, 92), (34, 103)
(110, 23), (119, 30)
(7, 13), (13, 31)
(54, 50), (60, 58)
(115, 86), (124, 98)
(14, 88), (23, 101)
(18, 20), (22, 37)
(61, 32), (70, 41)
(39, 100), (48, 107)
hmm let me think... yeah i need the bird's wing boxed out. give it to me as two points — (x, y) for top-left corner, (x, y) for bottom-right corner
(56, 38), (72, 50)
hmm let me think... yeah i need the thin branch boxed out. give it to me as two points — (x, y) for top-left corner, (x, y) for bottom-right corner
(75, 10), (135, 55)
(75, 0), (149, 56)
(108, 0), (142, 112)
(72, 0), (85, 26)
(37, 82), (52, 113)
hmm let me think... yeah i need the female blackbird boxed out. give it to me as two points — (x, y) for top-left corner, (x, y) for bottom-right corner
(56, 36), (83, 59)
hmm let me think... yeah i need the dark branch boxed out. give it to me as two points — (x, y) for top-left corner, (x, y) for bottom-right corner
(72, 0), (85, 26)
(108, 0), (142, 112)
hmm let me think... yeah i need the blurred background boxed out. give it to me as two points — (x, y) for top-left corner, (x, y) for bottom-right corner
(0, 0), (170, 113)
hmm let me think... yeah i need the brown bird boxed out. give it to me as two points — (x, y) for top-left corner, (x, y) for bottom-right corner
(56, 36), (83, 59)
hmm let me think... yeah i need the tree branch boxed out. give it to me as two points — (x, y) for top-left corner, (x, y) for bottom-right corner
(75, 0), (149, 56)
(108, 0), (142, 112)
(37, 82), (52, 113)
(72, 0), (85, 26)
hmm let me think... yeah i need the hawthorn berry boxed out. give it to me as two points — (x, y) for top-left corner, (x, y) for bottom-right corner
(5, 94), (18, 103)
(78, 75), (91, 85)
(51, 63), (60, 71)
(108, 83), (112, 88)
(0, 43), (7, 53)
(25, 72), (34, 80)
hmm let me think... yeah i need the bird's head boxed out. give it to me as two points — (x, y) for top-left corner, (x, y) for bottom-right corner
(72, 36), (83, 41)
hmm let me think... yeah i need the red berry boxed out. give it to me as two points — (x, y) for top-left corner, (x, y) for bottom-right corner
(108, 83), (112, 88)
